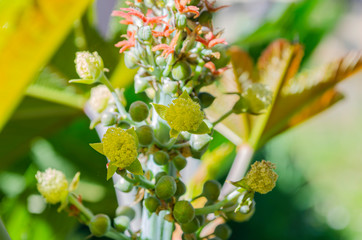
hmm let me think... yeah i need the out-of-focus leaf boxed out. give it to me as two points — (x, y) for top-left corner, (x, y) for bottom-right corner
(0, 218), (10, 240)
(0, 0), (92, 132)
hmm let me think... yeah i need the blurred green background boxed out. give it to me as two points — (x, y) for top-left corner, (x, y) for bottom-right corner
(1, 0), (362, 239)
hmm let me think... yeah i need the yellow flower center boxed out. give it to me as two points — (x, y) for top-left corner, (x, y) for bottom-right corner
(245, 160), (278, 194)
(165, 98), (204, 132)
(102, 127), (138, 169)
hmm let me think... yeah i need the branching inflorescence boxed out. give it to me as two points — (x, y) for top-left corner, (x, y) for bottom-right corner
(35, 0), (278, 239)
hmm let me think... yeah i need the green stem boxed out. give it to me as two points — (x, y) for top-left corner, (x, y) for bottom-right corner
(171, 142), (189, 149)
(134, 175), (155, 189)
(165, 137), (177, 150)
(194, 189), (241, 215)
(212, 110), (233, 126)
(69, 194), (94, 220)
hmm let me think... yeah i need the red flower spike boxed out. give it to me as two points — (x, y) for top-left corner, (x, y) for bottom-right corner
(152, 25), (175, 37)
(116, 8), (168, 26)
(175, 0), (200, 18)
(112, 10), (134, 25)
(204, 61), (228, 75)
(152, 31), (180, 57)
(204, 0), (229, 12)
(196, 31), (227, 48)
(115, 31), (136, 53)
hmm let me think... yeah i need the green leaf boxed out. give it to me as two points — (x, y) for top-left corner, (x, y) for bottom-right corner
(107, 163), (118, 180)
(69, 79), (96, 84)
(169, 129), (179, 139)
(126, 159), (143, 175)
(189, 121), (211, 135)
(69, 172), (81, 192)
(152, 103), (168, 119)
(126, 127), (139, 147)
(89, 143), (104, 155)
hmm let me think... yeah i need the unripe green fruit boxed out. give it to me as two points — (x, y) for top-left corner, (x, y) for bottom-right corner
(89, 214), (111, 237)
(138, 26), (152, 41)
(196, 215), (205, 226)
(117, 121), (131, 129)
(214, 224), (232, 240)
(180, 217), (199, 233)
(124, 51), (139, 69)
(101, 112), (117, 126)
(155, 171), (167, 183)
(129, 101), (149, 122)
(136, 125), (154, 146)
(172, 61), (191, 81)
(198, 11), (212, 25)
(144, 196), (160, 213)
(173, 200), (195, 224)
(116, 206), (136, 220)
(173, 155), (187, 171)
(175, 179), (186, 197)
(198, 92), (215, 108)
(212, 45), (230, 69)
(176, 13), (187, 29)
(202, 180), (221, 201)
(114, 177), (133, 193)
(155, 176), (177, 200)
(225, 205), (255, 222)
(114, 215), (130, 232)
(153, 151), (169, 165)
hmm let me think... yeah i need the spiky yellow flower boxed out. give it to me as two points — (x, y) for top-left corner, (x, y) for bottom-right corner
(75, 51), (104, 80)
(165, 97), (204, 132)
(102, 127), (138, 169)
(35, 168), (69, 204)
(245, 160), (278, 194)
(89, 85), (112, 112)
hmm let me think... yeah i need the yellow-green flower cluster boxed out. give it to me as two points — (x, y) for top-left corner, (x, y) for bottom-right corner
(165, 97), (204, 132)
(102, 127), (138, 169)
(75, 51), (104, 80)
(245, 160), (278, 194)
(35, 168), (69, 204)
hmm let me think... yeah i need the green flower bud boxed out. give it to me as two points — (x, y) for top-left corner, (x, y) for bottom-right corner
(180, 217), (199, 234)
(172, 61), (191, 81)
(89, 214), (111, 237)
(155, 176), (177, 200)
(198, 92), (215, 108)
(156, 56), (166, 66)
(134, 75), (150, 94)
(114, 215), (130, 232)
(214, 224), (232, 240)
(124, 51), (139, 69)
(175, 179), (186, 198)
(117, 121), (131, 129)
(212, 45), (230, 69)
(138, 26), (152, 41)
(172, 155), (187, 171)
(129, 101), (149, 122)
(155, 171), (167, 183)
(153, 151), (170, 165)
(116, 206), (136, 220)
(202, 180), (221, 201)
(198, 11), (212, 25)
(176, 13), (187, 29)
(173, 200), (195, 224)
(226, 206), (255, 222)
(75, 51), (104, 80)
(144, 196), (161, 213)
(190, 134), (212, 152)
(114, 177), (133, 193)
(136, 125), (154, 146)
(101, 112), (117, 126)
(162, 78), (178, 94)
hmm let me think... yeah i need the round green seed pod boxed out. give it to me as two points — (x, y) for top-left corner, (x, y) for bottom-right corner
(155, 171), (167, 183)
(211, 45), (230, 69)
(101, 112), (117, 126)
(89, 214), (111, 237)
(202, 180), (221, 201)
(117, 120), (131, 129)
(196, 215), (205, 226)
(114, 177), (133, 193)
(180, 217), (199, 234)
(225, 204), (255, 223)
(153, 151), (169, 165)
(129, 101), (149, 122)
(198, 11), (212, 25)
(136, 125), (154, 146)
(115, 206), (136, 220)
(155, 176), (177, 200)
(172, 155), (187, 171)
(172, 61), (191, 81)
(124, 51), (139, 69)
(114, 215), (130, 232)
(198, 92), (215, 109)
(174, 179), (186, 198)
(214, 224), (232, 240)
(173, 200), (195, 224)
(144, 196), (161, 213)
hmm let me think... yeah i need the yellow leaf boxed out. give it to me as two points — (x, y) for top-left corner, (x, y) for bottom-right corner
(0, 0), (92, 132)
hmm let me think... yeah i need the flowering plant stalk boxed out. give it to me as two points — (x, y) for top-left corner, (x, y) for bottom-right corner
(33, 0), (362, 239)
